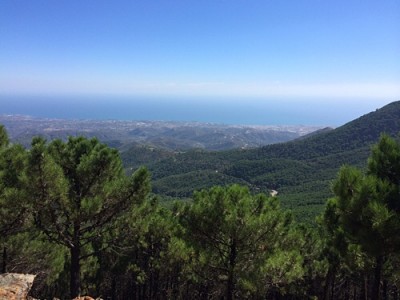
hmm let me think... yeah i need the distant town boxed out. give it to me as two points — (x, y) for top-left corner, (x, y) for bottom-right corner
(0, 114), (326, 151)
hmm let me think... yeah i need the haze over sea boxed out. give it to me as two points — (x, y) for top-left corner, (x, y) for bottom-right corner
(0, 95), (393, 126)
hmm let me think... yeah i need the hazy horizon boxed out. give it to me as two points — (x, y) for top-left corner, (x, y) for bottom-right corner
(1, 95), (396, 126)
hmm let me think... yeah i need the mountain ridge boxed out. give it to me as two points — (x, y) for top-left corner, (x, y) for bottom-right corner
(136, 100), (400, 220)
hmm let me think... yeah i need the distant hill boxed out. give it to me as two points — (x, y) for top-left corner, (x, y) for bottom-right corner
(254, 100), (400, 160)
(125, 101), (400, 221)
(0, 115), (322, 151)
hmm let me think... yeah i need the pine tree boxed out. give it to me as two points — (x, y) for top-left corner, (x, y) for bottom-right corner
(26, 136), (151, 298)
(0, 126), (29, 273)
(95, 197), (181, 299)
(177, 184), (302, 299)
(322, 134), (400, 299)
(0, 127), (67, 297)
(0, 143), (28, 237)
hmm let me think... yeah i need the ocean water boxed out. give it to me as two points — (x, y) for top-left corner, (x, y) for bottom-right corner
(0, 95), (390, 126)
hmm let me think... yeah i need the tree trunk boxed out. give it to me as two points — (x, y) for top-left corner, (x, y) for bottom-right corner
(330, 273), (335, 300)
(323, 267), (335, 300)
(393, 285), (399, 300)
(111, 277), (116, 300)
(362, 275), (368, 300)
(70, 220), (82, 299)
(226, 238), (237, 300)
(382, 280), (388, 300)
(1, 246), (6, 273)
(70, 243), (81, 298)
(372, 255), (383, 300)
(344, 279), (350, 300)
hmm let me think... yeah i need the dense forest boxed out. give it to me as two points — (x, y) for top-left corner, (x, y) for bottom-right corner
(1, 120), (400, 299)
(120, 101), (400, 221)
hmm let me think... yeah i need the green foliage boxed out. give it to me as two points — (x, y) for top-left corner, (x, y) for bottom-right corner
(176, 185), (307, 298)
(0, 143), (29, 237)
(5, 232), (67, 282)
(153, 169), (249, 197)
(94, 197), (184, 299)
(121, 101), (400, 220)
(120, 144), (175, 171)
(320, 134), (400, 299)
(23, 136), (151, 298)
(1, 101), (400, 299)
(27, 136), (151, 241)
(332, 163), (399, 257)
(0, 125), (9, 148)
(0, 128), (66, 295)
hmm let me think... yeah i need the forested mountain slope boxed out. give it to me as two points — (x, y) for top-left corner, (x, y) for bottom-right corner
(252, 100), (400, 160)
(122, 101), (400, 220)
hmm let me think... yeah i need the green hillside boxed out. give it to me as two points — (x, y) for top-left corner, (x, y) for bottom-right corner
(121, 101), (400, 220)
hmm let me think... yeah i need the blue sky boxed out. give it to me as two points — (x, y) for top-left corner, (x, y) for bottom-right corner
(0, 0), (399, 103)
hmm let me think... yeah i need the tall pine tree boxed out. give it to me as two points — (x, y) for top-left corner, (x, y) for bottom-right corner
(177, 185), (303, 299)
(322, 134), (400, 300)
(26, 136), (150, 298)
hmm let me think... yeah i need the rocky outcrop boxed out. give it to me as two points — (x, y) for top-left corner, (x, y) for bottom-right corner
(0, 273), (36, 300)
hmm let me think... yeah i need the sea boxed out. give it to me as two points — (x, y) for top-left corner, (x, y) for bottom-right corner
(0, 94), (391, 126)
